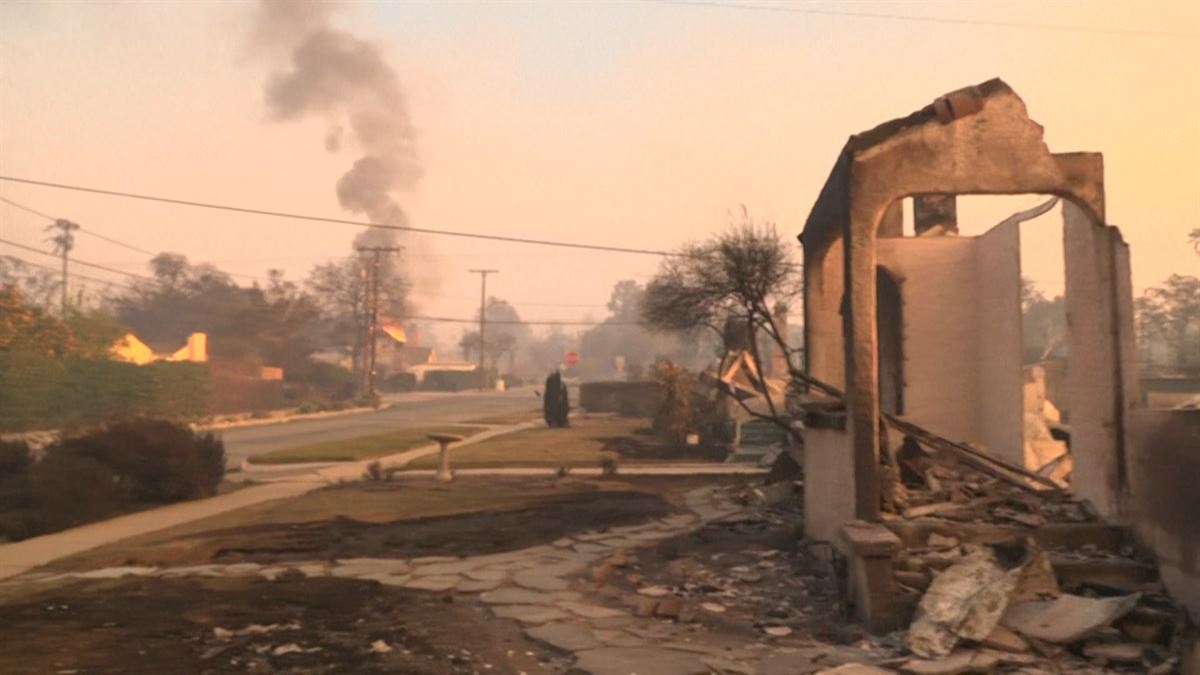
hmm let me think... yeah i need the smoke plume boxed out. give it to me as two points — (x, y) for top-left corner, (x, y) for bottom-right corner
(250, 1), (423, 257)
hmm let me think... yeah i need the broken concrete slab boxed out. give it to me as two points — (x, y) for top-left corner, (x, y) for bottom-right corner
(491, 604), (568, 625)
(455, 578), (501, 593)
(1082, 641), (1146, 664)
(524, 622), (601, 652)
(899, 649), (998, 674)
(592, 628), (646, 647)
(465, 567), (509, 582)
(402, 575), (461, 592)
(480, 587), (557, 605)
(813, 665), (897, 675)
(570, 646), (710, 675)
(511, 570), (569, 591)
(409, 558), (484, 577)
(557, 601), (625, 620)
(1001, 592), (1141, 643)
(980, 624), (1028, 653)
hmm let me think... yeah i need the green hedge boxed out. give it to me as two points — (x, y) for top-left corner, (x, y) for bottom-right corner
(0, 353), (211, 431)
(422, 368), (493, 392)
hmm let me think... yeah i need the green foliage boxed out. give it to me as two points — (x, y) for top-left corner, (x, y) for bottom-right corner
(1020, 277), (1066, 363)
(1137, 274), (1200, 369)
(0, 285), (75, 356)
(423, 368), (491, 391)
(64, 310), (128, 359)
(0, 354), (210, 431)
(651, 359), (726, 447)
(293, 361), (357, 399)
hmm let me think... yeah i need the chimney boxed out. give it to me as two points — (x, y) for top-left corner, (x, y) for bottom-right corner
(913, 194), (958, 235)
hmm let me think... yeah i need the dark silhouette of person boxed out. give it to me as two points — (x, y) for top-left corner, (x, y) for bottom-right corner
(543, 370), (570, 428)
(556, 373), (570, 428)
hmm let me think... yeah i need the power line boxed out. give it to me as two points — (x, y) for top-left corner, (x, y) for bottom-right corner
(0, 238), (156, 281)
(0, 175), (680, 258)
(1, 195), (157, 256)
(407, 315), (640, 327)
(646, 0), (1200, 40)
(1, 195), (275, 282)
(1, 254), (137, 292)
(1, 242), (632, 326)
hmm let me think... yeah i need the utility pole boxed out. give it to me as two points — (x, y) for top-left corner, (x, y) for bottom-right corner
(45, 218), (80, 316)
(357, 246), (402, 398)
(469, 269), (499, 391)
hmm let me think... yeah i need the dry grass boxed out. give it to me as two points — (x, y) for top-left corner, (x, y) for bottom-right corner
(462, 409), (542, 425)
(247, 426), (482, 464)
(406, 414), (717, 469)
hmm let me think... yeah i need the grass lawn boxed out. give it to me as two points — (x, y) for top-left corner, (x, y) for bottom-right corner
(247, 426), (482, 465)
(462, 409), (542, 425)
(405, 414), (724, 470)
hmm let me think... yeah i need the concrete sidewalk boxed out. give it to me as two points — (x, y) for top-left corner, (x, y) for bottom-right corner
(0, 421), (763, 581)
(0, 422), (533, 580)
(0, 479), (317, 581)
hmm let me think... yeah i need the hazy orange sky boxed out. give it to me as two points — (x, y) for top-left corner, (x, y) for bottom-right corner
(1, 1), (1197, 349)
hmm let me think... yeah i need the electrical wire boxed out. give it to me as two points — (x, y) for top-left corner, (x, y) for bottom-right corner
(646, 0), (1200, 40)
(1, 254), (137, 292)
(0, 175), (682, 258)
(1, 195), (157, 256)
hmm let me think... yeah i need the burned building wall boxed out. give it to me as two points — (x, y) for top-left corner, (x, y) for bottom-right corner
(974, 220), (1026, 466)
(804, 235), (846, 392)
(1126, 409), (1200, 620)
(1063, 201), (1139, 518)
(802, 79), (1114, 523)
(876, 237), (980, 443)
(873, 220), (1024, 466)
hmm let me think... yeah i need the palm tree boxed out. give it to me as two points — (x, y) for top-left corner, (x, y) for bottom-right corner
(44, 218), (80, 314)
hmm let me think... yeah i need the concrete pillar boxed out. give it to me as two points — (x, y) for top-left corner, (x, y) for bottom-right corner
(803, 423), (856, 543)
(1063, 202), (1124, 518)
(846, 200), (883, 522)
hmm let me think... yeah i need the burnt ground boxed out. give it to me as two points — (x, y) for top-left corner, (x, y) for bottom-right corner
(199, 489), (672, 564)
(599, 426), (727, 463)
(0, 575), (555, 675)
(612, 488), (869, 646)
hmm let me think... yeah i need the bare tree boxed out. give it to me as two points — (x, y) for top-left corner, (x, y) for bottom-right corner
(641, 209), (802, 432)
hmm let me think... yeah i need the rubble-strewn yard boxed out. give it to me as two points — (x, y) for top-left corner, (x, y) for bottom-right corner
(0, 575), (553, 674)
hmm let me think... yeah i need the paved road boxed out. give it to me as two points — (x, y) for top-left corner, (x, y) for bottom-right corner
(217, 388), (543, 466)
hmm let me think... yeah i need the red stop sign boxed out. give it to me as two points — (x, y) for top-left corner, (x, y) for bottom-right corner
(564, 351), (580, 367)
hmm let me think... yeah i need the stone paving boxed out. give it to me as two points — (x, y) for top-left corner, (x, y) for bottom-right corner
(4, 486), (805, 674)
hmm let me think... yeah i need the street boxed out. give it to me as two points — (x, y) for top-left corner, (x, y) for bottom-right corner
(217, 387), (542, 467)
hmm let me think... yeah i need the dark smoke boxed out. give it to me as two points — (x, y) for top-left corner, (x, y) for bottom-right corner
(250, 0), (422, 255)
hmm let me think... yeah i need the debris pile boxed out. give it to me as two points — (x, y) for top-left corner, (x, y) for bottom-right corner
(892, 537), (1188, 674)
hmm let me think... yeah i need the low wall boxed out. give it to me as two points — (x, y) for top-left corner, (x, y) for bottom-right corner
(1125, 409), (1200, 621)
(578, 381), (661, 416)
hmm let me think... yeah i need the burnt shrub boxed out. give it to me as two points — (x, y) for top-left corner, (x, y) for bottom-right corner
(48, 420), (226, 503)
(0, 439), (33, 515)
(0, 420), (227, 541)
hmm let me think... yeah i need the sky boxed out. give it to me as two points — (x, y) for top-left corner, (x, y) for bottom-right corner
(1, 0), (1197, 351)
